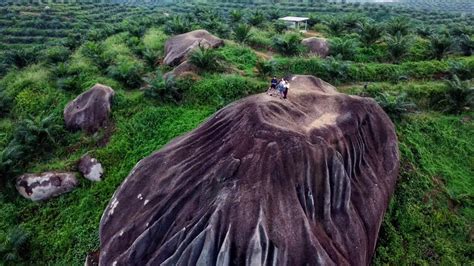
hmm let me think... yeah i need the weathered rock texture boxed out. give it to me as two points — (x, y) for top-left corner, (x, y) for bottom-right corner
(99, 75), (399, 265)
(163, 30), (224, 67)
(302, 37), (329, 58)
(16, 172), (78, 201)
(64, 84), (115, 133)
(78, 155), (103, 182)
(163, 61), (199, 80)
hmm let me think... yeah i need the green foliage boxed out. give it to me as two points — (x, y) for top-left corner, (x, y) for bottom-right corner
(142, 28), (168, 67)
(273, 20), (287, 34)
(357, 21), (384, 46)
(385, 16), (412, 36)
(107, 59), (144, 88)
(40, 46), (71, 64)
(217, 44), (257, 74)
(385, 32), (412, 63)
(143, 71), (184, 103)
(248, 10), (265, 27)
(458, 34), (473, 56)
(2, 48), (38, 69)
(229, 9), (244, 24)
(375, 92), (416, 120)
(164, 16), (192, 35)
(256, 59), (276, 77)
(272, 33), (304, 56)
(247, 28), (273, 50)
(0, 227), (30, 263)
(429, 34), (453, 60)
(329, 37), (358, 61)
(188, 45), (225, 72)
(435, 75), (474, 114)
(232, 24), (253, 44)
(0, 89), (12, 117)
(324, 18), (345, 37)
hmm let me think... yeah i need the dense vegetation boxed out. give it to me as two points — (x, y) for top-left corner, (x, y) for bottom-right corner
(0, 1), (472, 265)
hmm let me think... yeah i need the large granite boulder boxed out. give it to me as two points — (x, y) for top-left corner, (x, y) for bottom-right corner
(64, 84), (115, 133)
(99, 75), (399, 265)
(78, 155), (103, 182)
(302, 37), (330, 58)
(16, 172), (78, 201)
(163, 30), (224, 67)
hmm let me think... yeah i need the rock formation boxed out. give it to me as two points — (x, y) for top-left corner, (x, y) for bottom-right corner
(16, 172), (78, 201)
(99, 75), (399, 265)
(302, 37), (329, 58)
(163, 61), (199, 80)
(78, 155), (103, 182)
(64, 84), (115, 133)
(163, 30), (224, 67)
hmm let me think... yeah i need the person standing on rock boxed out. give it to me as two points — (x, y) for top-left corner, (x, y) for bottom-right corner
(283, 79), (290, 99)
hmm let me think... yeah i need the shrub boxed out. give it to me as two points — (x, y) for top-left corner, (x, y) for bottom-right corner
(274, 20), (287, 34)
(386, 16), (412, 36)
(188, 45), (225, 72)
(107, 59), (144, 88)
(429, 34), (453, 60)
(375, 92), (416, 120)
(357, 21), (384, 46)
(457, 34), (473, 56)
(0, 89), (12, 117)
(248, 10), (265, 27)
(385, 32), (412, 63)
(142, 28), (168, 66)
(164, 16), (192, 35)
(247, 29), (273, 50)
(435, 75), (473, 114)
(329, 38), (358, 61)
(324, 18), (345, 36)
(0, 227), (30, 263)
(272, 33), (304, 56)
(233, 24), (253, 44)
(256, 59), (276, 77)
(41, 46), (71, 64)
(143, 71), (184, 103)
(3, 48), (38, 69)
(229, 9), (243, 24)
(80, 41), (109, 70)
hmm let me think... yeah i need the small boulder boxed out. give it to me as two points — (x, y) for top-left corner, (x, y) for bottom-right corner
(64, 84), (115, 133)
(163, 30), (224, 67)
(302, 37), (329, 58)
(163, 60), (199, 80)
(78, 155), (103, 182)
(16, 172), (78, 201)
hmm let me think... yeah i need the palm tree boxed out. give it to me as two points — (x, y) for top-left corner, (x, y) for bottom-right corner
(357, 21), (384, 46)
(188, 44), (224, 72)
(164, 16), (191, 35)
(386, 17), (411, 36)
(143, 71), (181, 103)
(375, 92), (416, 121)
(329, 38), (358, 60)
(385, 32), (411, 63)
(272, 33), (303, 56)
(0, 227), (29, 263)
(233, 24), (253, 44)
(229, 9), (243, 24)
(248, 10), (265, 27)
(324, 18), (345, 37)
(437, 75), (474, 114)
(429, 34), (453, 60)
(458, 34), (473, 56)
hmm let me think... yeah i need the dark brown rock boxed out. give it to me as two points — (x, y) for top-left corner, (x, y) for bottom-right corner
(99, 75), (399, 265)
(302, 37), (330, 58)
(64, 84), (115, 133)
(163, 30), (224, 67)
(163, 60), (199, 80)
(16, 172), (78, 201)
(78, 155), (103, 182)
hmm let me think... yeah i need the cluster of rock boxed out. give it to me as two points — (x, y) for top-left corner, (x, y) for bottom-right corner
(16, 83), (112, 201)
(163, 30), (224, 79)
(99, 75), (399, 265)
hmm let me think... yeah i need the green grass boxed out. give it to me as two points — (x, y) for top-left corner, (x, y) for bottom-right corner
(374, 113), (474, 265)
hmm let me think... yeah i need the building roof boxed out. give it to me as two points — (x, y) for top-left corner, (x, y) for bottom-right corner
(278, 16), (309, 22)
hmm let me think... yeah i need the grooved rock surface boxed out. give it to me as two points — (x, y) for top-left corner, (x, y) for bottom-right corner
(99, 75), (399, 265)
(302, 37), (329, 58)
(16, 172), (78, 201)
(64, 84), (115, 133)
(163, 30), (224, 67)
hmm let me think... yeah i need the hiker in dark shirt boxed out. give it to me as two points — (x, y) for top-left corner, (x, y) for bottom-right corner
(270, 76), (278, 89)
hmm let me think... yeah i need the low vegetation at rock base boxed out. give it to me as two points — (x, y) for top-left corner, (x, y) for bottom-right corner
(0, 0), (472, 265)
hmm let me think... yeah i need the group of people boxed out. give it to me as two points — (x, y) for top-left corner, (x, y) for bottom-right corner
(267, 77), (290, 99)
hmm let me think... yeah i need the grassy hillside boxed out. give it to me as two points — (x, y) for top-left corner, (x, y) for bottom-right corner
(0, 2), (473, 265)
